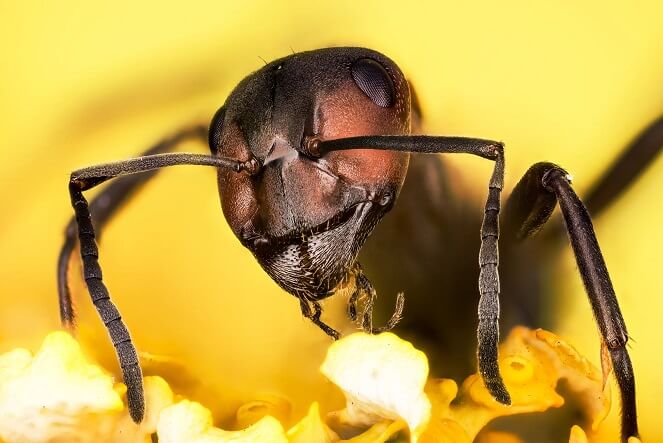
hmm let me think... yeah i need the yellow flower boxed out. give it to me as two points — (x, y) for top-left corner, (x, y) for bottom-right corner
(320, 332), (430, 441)
(0, 327), (637, 442)
(0, 331), (174, 443)
(157, 401), (288, 443)
(419, 327), (611, 442)
(0, 331), (122, 443)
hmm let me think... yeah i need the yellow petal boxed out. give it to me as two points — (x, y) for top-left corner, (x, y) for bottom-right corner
(287, 402), (339, 443)
(342, 420), (407, 443)
(418, 417), (471, 443)
(510, 328), (610, 431)
(236, 393), (292, 429)
(568, 425), (588, 443)
(476, 431), (525, 443)
(112, 376), (175, 442)
(418, 380), (471, 443)
(426, 327), (610, 440)
(157, 399), (288, 443)
(320, 332), (431, 441)
(0, 331), (123, 443)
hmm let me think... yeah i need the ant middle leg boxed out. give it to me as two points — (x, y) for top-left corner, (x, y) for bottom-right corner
(584, 115), (663, 217)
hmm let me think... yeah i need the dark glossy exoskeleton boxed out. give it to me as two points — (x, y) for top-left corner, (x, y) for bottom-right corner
(211, 51), (409, 311)
(58, 47), (662, 442)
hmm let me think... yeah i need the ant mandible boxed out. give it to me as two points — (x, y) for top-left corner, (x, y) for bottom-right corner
(58, 47), (659, 441)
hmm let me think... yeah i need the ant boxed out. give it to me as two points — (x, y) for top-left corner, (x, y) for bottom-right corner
(58, 47), (661, 441)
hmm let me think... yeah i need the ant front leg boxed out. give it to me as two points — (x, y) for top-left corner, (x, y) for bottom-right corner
(503, 162), (638, 442)
(68, 180), (145, 422)
(67, 151), (257, 423)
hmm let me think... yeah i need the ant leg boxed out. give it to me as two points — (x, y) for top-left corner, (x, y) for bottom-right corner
(69, 181), (145, 423)
(58, 125), (207, 328)
(585, 115), (663, 217)
(503, 162), (637, 442)
(474, 147), (510, 405)
(299, 298), (340, 340)
(502, 162), (558, 241)
(68, 150), (257, 423)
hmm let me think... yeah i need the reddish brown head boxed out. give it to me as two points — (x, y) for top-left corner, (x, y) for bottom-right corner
(208, 47), (412, 299)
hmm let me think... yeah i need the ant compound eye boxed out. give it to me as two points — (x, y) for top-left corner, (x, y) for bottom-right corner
(208, 106), (226, 154)
(351, 58), (395, 108)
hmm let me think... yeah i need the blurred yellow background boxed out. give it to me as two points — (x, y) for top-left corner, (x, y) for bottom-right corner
(1, 1), (661, 440)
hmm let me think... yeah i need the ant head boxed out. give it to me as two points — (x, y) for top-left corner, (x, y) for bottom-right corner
(208, 47), (412, 298)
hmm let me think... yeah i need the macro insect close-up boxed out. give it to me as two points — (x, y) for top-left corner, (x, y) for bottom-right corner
(1, 3), (662, 443)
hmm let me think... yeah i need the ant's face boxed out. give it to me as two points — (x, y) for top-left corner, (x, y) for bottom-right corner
(208, 47), (411, 298)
